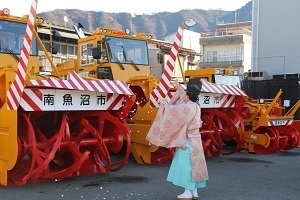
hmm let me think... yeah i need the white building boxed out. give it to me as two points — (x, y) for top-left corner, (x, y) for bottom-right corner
(252, 0), (300, 78)
(164, 29), (201, 55)
(199, 21), (252, 74)
(37, 24), (81, 71)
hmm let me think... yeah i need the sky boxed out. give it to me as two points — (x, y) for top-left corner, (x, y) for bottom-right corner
(2, 0), (251, 17)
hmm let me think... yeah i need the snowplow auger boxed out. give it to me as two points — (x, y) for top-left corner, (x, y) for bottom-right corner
(0, 69), (135, 187)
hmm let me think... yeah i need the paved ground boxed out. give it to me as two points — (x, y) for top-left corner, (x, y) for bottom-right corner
(1, 148), (300, 200)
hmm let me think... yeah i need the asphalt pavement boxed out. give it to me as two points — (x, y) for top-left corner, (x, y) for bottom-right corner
(1, 147), (300, 200)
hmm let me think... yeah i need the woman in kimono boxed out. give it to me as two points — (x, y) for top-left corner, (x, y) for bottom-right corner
(147, 79), (208, 200)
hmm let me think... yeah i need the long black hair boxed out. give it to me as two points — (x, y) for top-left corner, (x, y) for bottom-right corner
(186, 91), (199, 103)
(186, 79), (202, 103)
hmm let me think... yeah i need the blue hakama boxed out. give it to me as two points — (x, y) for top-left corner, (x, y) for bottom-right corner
(167, 140), (206, 190)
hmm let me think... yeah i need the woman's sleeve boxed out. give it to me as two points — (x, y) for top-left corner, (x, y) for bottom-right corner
(146, 103), (188, 148)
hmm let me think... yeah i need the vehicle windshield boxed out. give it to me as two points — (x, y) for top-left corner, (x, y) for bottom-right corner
(0, 19), (38, 56)
(106, 36), (148, 65)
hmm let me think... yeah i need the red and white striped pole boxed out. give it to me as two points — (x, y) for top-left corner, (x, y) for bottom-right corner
(150, 19), (196, 108)
(7, 0), (38, 110)
(149, 24), (184, 108)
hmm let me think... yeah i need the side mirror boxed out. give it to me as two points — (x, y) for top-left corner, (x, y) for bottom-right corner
(92, 48), (102, 59)
(157, 53), (163, 64)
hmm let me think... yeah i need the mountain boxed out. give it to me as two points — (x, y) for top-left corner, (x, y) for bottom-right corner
(39, 1), (252, 40)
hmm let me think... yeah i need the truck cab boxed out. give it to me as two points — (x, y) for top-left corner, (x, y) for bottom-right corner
(184, 67), (243, 87)
(55, 27), (152, 82)
(0, 8), (41, 74)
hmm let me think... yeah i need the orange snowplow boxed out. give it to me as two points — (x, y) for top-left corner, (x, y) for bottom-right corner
(0, 5), (135, 186)
(240, 92), (300, 153)
(184, 68), (300, 155)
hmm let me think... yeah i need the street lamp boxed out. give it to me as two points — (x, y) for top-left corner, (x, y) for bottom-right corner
(131, 13), (136, 35)
(180, 18), (197, 83)
(184, 18), (196, 27)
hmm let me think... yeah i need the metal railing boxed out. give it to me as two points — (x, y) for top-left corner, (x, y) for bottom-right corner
(201, 28), (252, 37)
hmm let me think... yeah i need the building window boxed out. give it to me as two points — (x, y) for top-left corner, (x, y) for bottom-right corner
(80, 43), (94, 65)
(61, 44), (67, 55)
(39, 41), (50, 52)
(56, 43), (61, 54)
(42, 34), (50, 40)
(59, 37), (67, 43)
(207, 51), (217, 62)
(206, 49), (242, 62)
(67, 45), (75, 55)
(217, 50), (224, 62)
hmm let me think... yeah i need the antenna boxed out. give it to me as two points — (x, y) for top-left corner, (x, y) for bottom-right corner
(63, 16), (69, 27)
